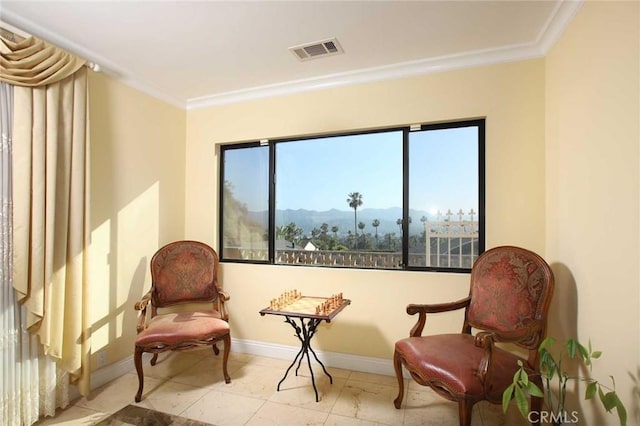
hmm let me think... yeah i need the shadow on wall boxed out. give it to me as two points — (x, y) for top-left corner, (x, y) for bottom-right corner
(548, 262), (578, 343)
(88, 257), (147, 402)
(90, 257), (148, 371)
(629, 367), (640, 424)
(546, 262), (634, 425)
(314, 319), (393, 361)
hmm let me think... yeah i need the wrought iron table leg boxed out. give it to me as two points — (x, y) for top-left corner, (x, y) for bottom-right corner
(276, 316), (333, 402)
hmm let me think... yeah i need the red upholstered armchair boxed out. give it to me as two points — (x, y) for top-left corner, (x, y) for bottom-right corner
(133, 241), (231, 402)
(393, 246), (554, 426)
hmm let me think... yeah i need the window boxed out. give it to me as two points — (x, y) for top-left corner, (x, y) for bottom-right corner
(219, 119), (484, 272)
(220, 144), (270, 261)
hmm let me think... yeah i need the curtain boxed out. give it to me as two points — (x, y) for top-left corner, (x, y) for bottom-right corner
(0, 33), (85, 86)
(0, 29), (91, 424)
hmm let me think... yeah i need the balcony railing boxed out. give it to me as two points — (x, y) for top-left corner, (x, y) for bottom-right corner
(229, 246), (477, 269)
(424, 208), (478, 268)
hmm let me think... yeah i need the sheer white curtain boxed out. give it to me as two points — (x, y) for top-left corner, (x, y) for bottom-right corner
(0, 81), (70, 426)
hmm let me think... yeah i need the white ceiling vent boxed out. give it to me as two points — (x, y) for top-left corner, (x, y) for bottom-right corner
(289, 37), (344, 62)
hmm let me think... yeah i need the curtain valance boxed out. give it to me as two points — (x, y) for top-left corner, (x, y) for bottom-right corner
(0, 33), (86, 87)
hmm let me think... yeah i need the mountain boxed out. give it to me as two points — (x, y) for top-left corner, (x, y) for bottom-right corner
(247, 207), (438, 236)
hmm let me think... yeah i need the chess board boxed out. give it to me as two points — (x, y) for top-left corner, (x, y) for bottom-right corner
(260, 295), (351, 321)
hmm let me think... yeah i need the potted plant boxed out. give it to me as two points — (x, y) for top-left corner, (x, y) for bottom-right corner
(502, 337), (627, 425)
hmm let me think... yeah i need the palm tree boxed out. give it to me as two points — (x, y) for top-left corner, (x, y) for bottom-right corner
(347, 192), (363, 248)
(372, 219), (380, 246)
(357, 221), (366, 249)
(277, 222), (303, 247)
(311, 227), (321, 239)
(331, 225), (339, 238)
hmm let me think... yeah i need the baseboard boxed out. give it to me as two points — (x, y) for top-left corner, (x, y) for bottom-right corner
(92, 354), (137, 390)
(83, 338), (403, 398)
(230, 338), (399, 377)
(69, 354), (135, 402)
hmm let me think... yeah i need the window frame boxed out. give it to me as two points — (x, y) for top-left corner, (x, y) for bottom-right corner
(218, 118), (485, 273)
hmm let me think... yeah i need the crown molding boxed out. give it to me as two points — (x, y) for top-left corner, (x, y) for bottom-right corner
(187, 41), (545, 110)
(186, 0), (583, 110)
(2, 1), (582, 111)
(536, 0), (584, 53)
(0, 9), (187, 109)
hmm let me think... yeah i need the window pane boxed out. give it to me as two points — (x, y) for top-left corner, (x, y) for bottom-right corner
(221, 145), (269, 260)
(408, 126), (480, 268)
(275, 131), (403, 268)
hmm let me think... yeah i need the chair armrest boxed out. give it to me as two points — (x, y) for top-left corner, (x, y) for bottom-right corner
(406, 297), (471, 337)
(216, 289), (230, 321)
(134, 289), (153, 333)
(217, 289), (230, 302)
(474, 320), (544, 347)
(473, 320), (545, 392)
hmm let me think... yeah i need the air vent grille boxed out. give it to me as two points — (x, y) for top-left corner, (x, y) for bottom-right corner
(289, 37), (344, 62)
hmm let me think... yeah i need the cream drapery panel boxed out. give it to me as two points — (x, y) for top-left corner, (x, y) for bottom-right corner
(0, 31), (91, 396)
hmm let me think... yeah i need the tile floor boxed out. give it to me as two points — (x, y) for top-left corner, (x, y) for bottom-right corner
(35, 349), (529, 425)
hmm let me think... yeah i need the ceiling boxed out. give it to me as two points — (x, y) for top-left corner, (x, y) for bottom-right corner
(1, 1), (581, 109)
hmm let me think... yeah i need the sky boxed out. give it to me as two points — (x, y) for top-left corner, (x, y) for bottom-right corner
(223, 125), (479, 217)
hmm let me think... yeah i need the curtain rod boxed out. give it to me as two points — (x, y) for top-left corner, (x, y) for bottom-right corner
(0, 20), (30, 39)
(0, 20), (101, 72)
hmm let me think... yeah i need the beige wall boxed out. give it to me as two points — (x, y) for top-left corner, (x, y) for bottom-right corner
(545, 1), (639, 423)
(185, 59), (546, 359)
(88, 72), (186, 368)
(85, 2), (640, 423)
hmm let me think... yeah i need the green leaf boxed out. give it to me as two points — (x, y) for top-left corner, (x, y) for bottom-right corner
(540, 351), (557, 378)
(577, 341), (589, 362)
(591, 350), (602, 359)
(519, 368), (529, 386)
(540, 336), (555, 351)
(526, 381), (544, 398)
(599, 386), (606, 404)
(511, 360), (524, 385)
(502, 383), (515, 413)
(566, 338), (578, 358)
(600, 390), (618, 411)
(585, 381), (598, 400)
(514, 384), (529, 418)
(615, 395), (628, 426)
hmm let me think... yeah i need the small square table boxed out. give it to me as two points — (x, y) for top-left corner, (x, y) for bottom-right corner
(259, 292), (351, 402)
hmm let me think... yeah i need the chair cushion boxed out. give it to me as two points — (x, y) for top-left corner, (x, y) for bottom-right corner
(395, 334), (525, 399)
(135, 310), (229, 348)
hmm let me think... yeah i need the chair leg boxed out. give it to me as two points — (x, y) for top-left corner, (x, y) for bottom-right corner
(134, 346), (144, 402)
(212, 342), (220, 355)
(393, 351), (404, 409)
(458, 400), (473, 426)
(222, 333), (231, 384)
(530, 395), (542, 426)
(150, 353), (158, 366)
